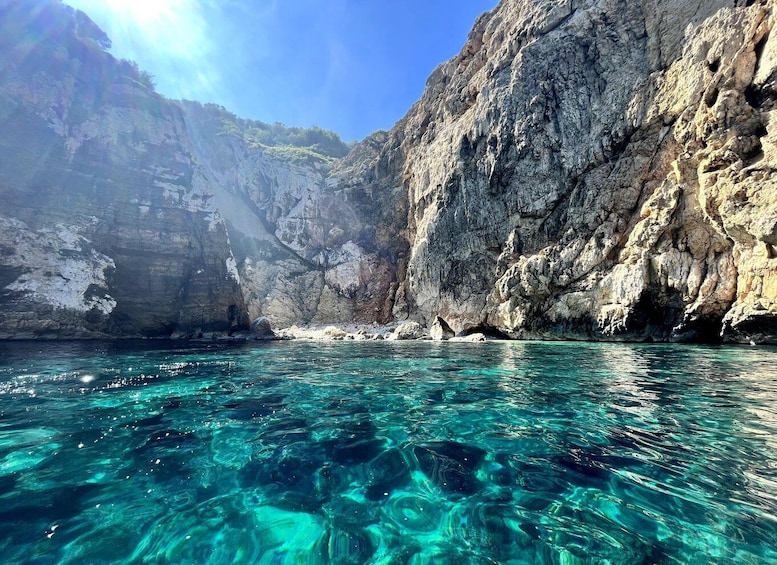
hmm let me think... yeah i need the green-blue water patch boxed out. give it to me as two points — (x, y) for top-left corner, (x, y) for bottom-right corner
(0, 339), (776, 563)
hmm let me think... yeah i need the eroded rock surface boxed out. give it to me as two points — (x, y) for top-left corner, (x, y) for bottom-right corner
(387, 321), (427, 341)
(0, 3), (247, 338)
(0, 1), (388, 337)
(364, 0), (777, 343)
(1, 0), (776, 342)
(430, 316), (456, 341)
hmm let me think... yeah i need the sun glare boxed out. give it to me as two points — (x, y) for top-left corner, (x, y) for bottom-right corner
(76, 0), (208, 61)
(103, 0), (179, 26)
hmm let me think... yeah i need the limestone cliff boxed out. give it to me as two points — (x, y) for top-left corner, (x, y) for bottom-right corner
(0, 0), (391, 338)
(0, 1), (251, 338)
(367, 0), (777, 343)
(1, 0), (776, 343)
(176, 103), (401, 329)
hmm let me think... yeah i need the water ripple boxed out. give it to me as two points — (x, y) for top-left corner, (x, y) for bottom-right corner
(1, 340), (776, 563)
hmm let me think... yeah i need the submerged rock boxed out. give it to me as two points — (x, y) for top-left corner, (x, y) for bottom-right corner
(329, 437), (386, 466)
(364, 448), (411, 501)
(413, 441), (487, 496)
(225, 394), (286, 421)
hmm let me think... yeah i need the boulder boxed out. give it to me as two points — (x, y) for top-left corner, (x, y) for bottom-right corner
(429, 316), (455, 341)
(323, 326), (348, 339)
(388, 321), (426, 340)
(250, 317), (275, 340)
(451, 333), (487, 342)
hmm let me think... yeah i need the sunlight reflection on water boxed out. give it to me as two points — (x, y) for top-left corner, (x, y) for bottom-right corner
(0, 340), (776, 563)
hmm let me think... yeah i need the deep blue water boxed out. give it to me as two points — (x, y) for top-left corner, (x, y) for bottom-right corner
(1, 340), (776, 564)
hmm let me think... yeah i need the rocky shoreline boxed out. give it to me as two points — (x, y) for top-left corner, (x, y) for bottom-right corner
(225, 318), (495, 343)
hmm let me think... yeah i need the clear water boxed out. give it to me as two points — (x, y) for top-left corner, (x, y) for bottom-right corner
(1, 340), (776, 564)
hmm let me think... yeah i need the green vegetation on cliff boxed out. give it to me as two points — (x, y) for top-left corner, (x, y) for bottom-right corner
(178, 100), (352, 164)
(186, 103), (348, 162)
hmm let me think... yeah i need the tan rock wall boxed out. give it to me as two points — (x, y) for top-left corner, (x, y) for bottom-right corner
(371, 0), (777, 342)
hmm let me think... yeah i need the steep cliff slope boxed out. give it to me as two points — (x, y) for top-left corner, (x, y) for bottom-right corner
(175, 102), (401, 329)
(0, 1), (388, 338)
(1, 0), (776, 343)
(370, 0), (777, 343)
(0, 1), (257, 338)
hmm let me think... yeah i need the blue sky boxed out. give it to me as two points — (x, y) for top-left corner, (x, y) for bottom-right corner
(64, 1), (498, 141)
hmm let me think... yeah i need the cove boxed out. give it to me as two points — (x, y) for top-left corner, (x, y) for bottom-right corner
(1, 339), (776, 564)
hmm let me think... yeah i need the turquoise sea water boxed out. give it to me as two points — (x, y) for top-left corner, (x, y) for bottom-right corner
(1, 340), (776, 564)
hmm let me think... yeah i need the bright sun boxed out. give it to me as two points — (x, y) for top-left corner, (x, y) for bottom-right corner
(103, 0), (178, 25)
(65, 0), (216, 99)
(67, 0), (201, 59)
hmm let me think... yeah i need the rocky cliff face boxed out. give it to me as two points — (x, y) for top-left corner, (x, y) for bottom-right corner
(176, 103), (402, 329)
(0, 0), (394, 338)
(1, 0), (776, 343)
(0, 1), (249, 338)
(366, 0), (777, 343)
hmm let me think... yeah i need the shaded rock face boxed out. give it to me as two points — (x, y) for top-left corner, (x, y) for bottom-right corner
(430, 316), (456, 341)
(1, 0), (776, 343)
(249, 317), (275, 340)
(364, 0), (777, 343)
(0, 1), (248, 338)
(174, 103), (401, 330)
(0, 1), (395, 338)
